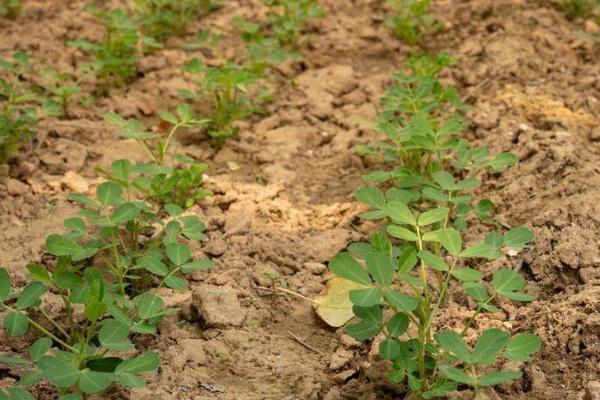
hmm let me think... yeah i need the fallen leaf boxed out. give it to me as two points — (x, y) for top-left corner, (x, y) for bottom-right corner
(314, 277), (367, 327)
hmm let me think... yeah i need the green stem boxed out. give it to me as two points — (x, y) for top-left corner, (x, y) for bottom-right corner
(460, 294), (496, 336)
(1, 304), (78, 353)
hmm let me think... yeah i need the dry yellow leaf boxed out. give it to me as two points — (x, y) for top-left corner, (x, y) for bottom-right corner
(313, 277), (367, 327)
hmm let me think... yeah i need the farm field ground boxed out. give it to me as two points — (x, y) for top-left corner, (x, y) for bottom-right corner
(0, 0), (599, 399)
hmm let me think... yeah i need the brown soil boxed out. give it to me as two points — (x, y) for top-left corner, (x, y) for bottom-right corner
(1, 0), (600, 399)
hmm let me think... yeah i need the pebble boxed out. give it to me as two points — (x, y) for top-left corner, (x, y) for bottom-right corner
(192, 284), (247, 327)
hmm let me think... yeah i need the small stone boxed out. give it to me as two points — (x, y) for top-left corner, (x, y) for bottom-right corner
(192, 284), (246, 327)
(332, 369), (356, 383)
(61, 171), (89, 192)
(589, 128), (600, 142)
(339, 334), (361, 349)
(7, 178), (29, 196)
(178, 338), (208, 365)
(304, 262), (327, 275)
(585, 381), (600, 400)
(323, 388), (342, 400)
(329, 348), (353, 370)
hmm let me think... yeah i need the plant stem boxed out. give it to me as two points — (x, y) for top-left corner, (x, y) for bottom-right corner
(460, 295), (495, 336)
(0, 304), (78, 353)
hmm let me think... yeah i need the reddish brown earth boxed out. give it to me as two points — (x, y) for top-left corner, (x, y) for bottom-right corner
(0, 0), (599, 399)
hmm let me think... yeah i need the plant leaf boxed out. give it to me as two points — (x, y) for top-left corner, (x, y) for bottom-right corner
(379, 338), (401, 360)
(435, 331), (472, 363)
(504, 333), (541, 361)
(479, 370), (522, 386)
(418, 208), (449, 226)
(473, 328), (509, 365)
(37, 356), (80, 388)
(384, 290), (418, 312)
(382, 201), (417, 225)
(365, 252), (393, 287)
(329, 252), (371, 286)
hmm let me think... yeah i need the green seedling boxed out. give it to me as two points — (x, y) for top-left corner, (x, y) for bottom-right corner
(0, 52), (38, 164)
(104, 105), (213, 208)
(561, 0), (599, 19)
(39, 66), (81, 118)
(69, 5), (160, 93)
(0, 0), (20, 18)
(330, 56), (540, 399)
(131, 0), (220, 41)
(181, 58), (262, 145)
(263, 0), (325, 49)
(386, 0), (440, 45)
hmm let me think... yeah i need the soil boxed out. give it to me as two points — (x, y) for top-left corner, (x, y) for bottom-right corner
(1, 0), (600, 399)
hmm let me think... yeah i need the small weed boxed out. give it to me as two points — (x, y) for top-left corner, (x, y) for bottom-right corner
(39, 66), (81, 118)
(181, 58), (262, 145)
(330, 55), (540, 399)
(0, 52), (38, 164)
(0, 0), (20, 18)
(561, 0), (599, 19)
(386, 0), (441, 45)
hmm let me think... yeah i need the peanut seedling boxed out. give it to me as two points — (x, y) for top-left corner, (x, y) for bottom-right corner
(104, 105), (213, 208)
(263, 0), (325, 49)
(0, 52), (38, 164)
(386, 0), (440, 45)
(0, 0), (20, 18)
(69, 5), (161, 93)
(181, 58), (262, 146)
(130, 0), (220, 41)
(38, 66), (82, 118)
(330, 56), (540, 399)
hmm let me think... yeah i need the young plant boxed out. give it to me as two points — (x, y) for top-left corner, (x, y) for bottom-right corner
(262, 0), (325, 49)
(131, 0), (220, 41)
(0, 0), (20, 18)
(39, 66), (82, 118)
(561, 0), (598, 19)
(329, 57), (541, 399)
(386, 0), (440, 45)
(0, 52), (38, 164)
(181, 58), (262, 145)
(69, 5), (160, 93)
(104, 104), (213, 208)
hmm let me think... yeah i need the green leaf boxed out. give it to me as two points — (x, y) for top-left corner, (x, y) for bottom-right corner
(134, 293), (165, 320)
(359, 210), (386, 220)
(0, 355), (31, 365)
(111, 203), (140, 224)
(463, 282), (489, 302)
(85, 302), (107, 322)
(379, 338), (401, 360)
(164, 275), (188, 291)
(355, 187), (385, 208)
(96, 182), (122, 206)
(111, 160), (131, 181)
(180, 258), (214, 273)
(30, 338), (52, 362)
(489, 152), (518, 172)
(352, 305), (382, 325)
(54, 272), (83, 290)
(485, 231), (503, 248)
(450, 268), (482, 282)
(104, 112), (126, 127)
(16, 282), (46, 309)
(349, 288), (381, 307)
(382, 201), (417, 225)
(165, 204), (183, 217)
(459, 243), (500, 260)
(37, 356), (80, 388)
(417, 250), (449, 271)
(68, 193), (99, 208)
(432, 171), (455, 190)
(177, 104), (195, 122)
(99, 320), (133, 351)
(165, 243), (192, 265)
(479, 370), (522, 386)
(369, 232), (391, 254)
(504, 333), (541, 361)
(329, 252), (371, 286)
(418, 208), (449, 226)
(59, 394), (83, 400)
(20, 370), (44, 387)
(4, 388), (35, 400)
(387, 225), (418, 241)
(158, 111), (178, 125)
(26, 264), (53, 285)
(115, 352), (159, 374)
(387, 313), (409, 337)
(46, 234), (82, 257)
(435, 331), (472, 363)
(365, 253), (393, 287)
(438, 365), (475, 385)
(79, 370), (114, 394)
(384, 290), (418, 312)
(473, 328), (509, 365)
(362, 171), (390, 183)
(492, 268), (533, 301)
(503, 226), (534, 249)
(434, 228), (462, 256)
(345, 321), (380, 340)
(4, 311), (29, 336)
(117, 372), (146, 388)
(0, 268), (11, 301)
(137, 255), (168, 276)
(64, 217), (86, 234)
